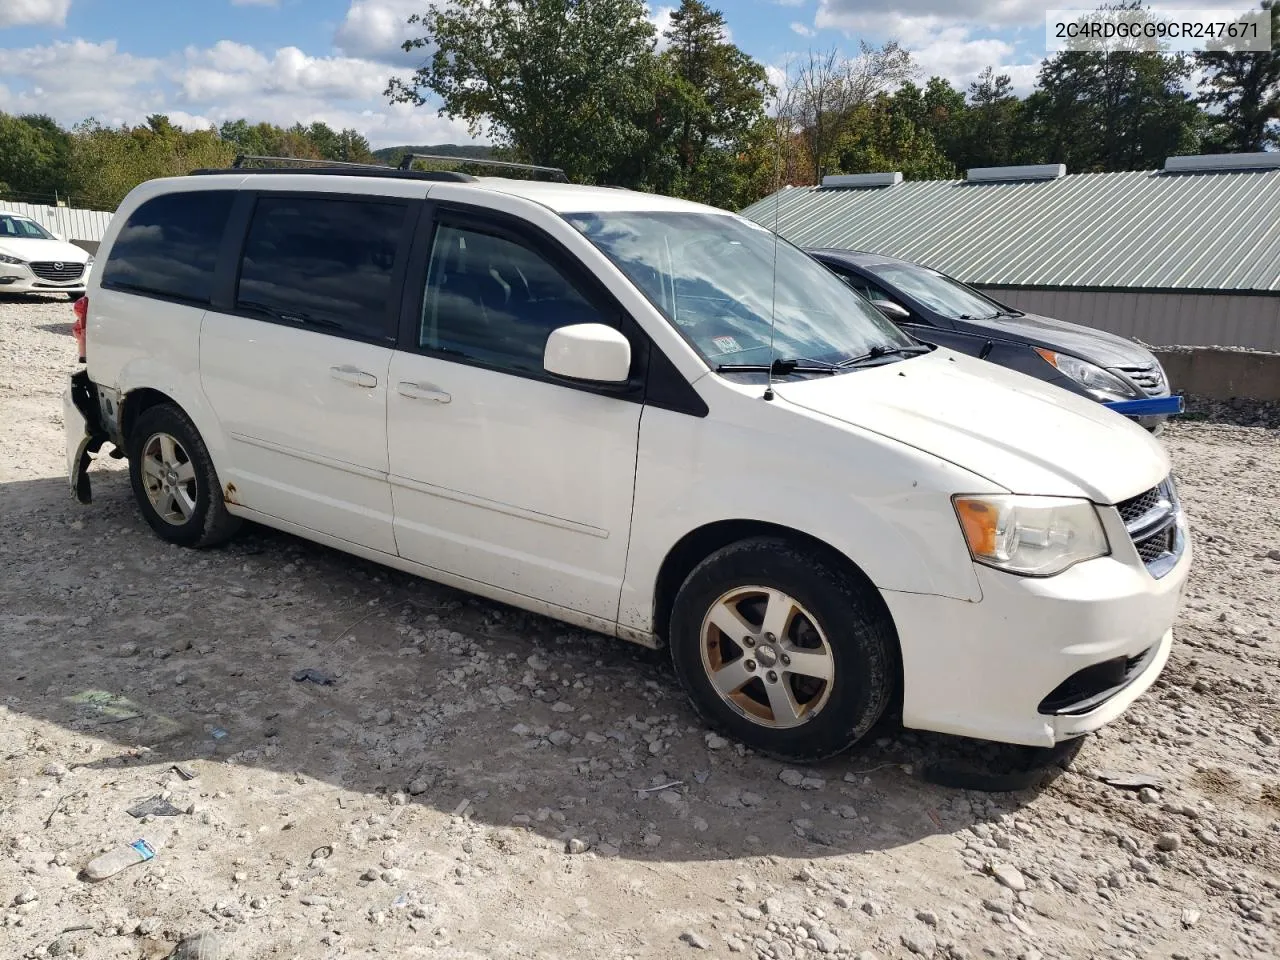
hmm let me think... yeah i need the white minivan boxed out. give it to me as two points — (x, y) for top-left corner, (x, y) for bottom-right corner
(65, 163), (1190, 760)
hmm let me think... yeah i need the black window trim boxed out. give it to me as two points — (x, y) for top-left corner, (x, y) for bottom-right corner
(210, 189), (421, 348)
(397, 201), (658, 404)
(100, 189), (239, 308)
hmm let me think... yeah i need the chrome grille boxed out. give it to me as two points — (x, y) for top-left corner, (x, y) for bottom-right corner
(1114, 364), (1166, 397)
(1116, 477), (1182, 578)
(30, 261), (84, 282)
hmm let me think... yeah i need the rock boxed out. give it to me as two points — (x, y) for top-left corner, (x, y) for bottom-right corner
(566, 838), (588, 854)
(381, 868), (403, 883)
(813, 929), (841, 953)
(760, 897), (782, 915)
(680, 930), (710, 950)
(526, 654), (548, 671)
(800, 777), (825, 790)
(705, 733), (729, 750)
(169, 933), (230, 959)
(1257, 727), (1276, 746)
(548, 730), (572, 746)
(992, 864), (1027, 892)
(118, 642), (139, 657)
(779, 769), (806, 787)
(836, 805), (858, 819)
(833, 895), (852, 909)
(983, 899), (1009, 914)
(1268, 548), (1280, 561)
(1181, 907), (1201, 927)
(1156, 832), (1182, 851)
(861, 900), (882, 917)
(916, 909), (939, 926)
(41, 762), (68, 777)
(856, 953), (880, 960)
(738, 906), (763, 921)
(551, 702), (574, 713)
(13, 887), (38, 905)
(361, 868), (380, 881)
(901, 931), (936, 956)
(374, 709), (392, 725)
(1138, 787), (1161, 804)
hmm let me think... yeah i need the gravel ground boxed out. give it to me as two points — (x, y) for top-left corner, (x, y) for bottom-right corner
(2, 294), (1278, 960)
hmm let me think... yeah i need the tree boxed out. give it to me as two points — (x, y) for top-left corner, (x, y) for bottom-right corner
(777, 43), (916, 183)
(832, 94), (955, 180)
(952, 67), (1022, 169)
(0, 112), (73, 200)
(1197, 0), (1280, 151)
(652, 0), (771, 206)
(387, 0), (664, 185)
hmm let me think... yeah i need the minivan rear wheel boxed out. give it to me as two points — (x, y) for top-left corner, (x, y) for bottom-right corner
(669, 537), (895, 762)
(127, 404), (240, 548)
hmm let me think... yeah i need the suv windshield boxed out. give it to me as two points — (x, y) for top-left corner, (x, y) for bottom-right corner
(565, 211), (912, 369)
(866, 262), (1014, 321)
(0, 215), (55, 241)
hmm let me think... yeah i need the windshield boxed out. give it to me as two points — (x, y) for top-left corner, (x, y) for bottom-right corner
(867, 262), (1010, 320)
(0, 215), (55, 241)
(565, 211), (912, 369)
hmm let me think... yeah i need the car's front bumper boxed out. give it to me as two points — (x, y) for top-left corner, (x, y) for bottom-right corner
(0, 268), (86, 296)
(883, 510), (1191, 748)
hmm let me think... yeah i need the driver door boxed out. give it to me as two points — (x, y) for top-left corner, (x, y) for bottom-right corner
(386, 209), (645, 623)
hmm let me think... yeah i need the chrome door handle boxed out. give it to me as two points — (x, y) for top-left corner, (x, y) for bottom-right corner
(397, 381), (451, 403)
(330, 365), (378, 388)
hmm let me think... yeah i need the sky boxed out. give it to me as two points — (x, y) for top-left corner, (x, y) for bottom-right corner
(0, 0), (1258, 148)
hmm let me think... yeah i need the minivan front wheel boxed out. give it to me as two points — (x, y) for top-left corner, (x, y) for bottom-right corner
(670, 537), (895, 762)
(127, 404), (240, 547)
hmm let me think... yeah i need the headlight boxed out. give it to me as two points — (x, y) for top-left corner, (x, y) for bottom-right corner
(86, 255), (95, 265)
(0, 253), (25, 265)
(1034, 347), (1137, 401)
(954, 495), (1109, 576)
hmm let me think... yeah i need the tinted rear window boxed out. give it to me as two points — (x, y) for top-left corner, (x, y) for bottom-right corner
(236, 196), (407, 342)
(102, 191), (233, 304)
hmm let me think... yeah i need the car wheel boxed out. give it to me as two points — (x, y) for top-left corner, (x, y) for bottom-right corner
(669, 536), (896, 762)
(128, 404), (240, 548)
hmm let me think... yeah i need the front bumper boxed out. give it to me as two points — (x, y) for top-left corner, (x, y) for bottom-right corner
(0, 268), (86, 296)
(884, 512), (1191, 747)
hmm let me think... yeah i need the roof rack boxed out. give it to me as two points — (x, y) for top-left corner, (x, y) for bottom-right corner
(397, 153), (569, 182)
(188, 154), (475, 182)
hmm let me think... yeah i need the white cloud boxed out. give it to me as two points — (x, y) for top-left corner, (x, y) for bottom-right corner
(790, 22), (815, 37)
(0, 40), (164, 125)
(0, 34), (475, 148)
(178, 43), (391, 102)
(0, 0), (70, 28)
(334, 0), (427, 64)
(649, 5), (675, 50)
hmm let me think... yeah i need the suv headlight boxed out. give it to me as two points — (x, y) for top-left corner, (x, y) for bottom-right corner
(0, 253), (26, 265)
(954, 495), (1109, 576)
(1034, 347), (1137, 401)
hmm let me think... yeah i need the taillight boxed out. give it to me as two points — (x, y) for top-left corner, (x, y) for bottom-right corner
(72, 296), (88, 362)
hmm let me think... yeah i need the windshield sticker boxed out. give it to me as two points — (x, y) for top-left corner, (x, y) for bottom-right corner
(712, 335), (741, 354)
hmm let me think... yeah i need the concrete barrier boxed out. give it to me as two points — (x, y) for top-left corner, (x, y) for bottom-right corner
(1155, 348), (1280, 402)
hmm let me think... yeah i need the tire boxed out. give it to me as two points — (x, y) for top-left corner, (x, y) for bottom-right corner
(127, 403), (240, 548)
(669, 536), (895, 762)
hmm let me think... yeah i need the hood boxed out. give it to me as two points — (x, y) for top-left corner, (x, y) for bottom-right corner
(0, 237), (91, 264)
(967, 310), (1156, 368)
(776, 349), (1169, 503)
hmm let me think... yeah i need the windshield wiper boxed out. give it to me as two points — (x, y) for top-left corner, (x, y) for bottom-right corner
(837, 343), (933, 367)
(716, 357), (838, 375)
(238, 299), (344, 330)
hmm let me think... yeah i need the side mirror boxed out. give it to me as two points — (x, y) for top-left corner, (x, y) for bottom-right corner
(873, 299), (910, 321)
(543, 323), (631, 383)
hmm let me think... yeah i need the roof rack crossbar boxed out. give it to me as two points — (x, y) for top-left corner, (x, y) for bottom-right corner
(397, 153), (569, 182)
(233, 154), (390, 170)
